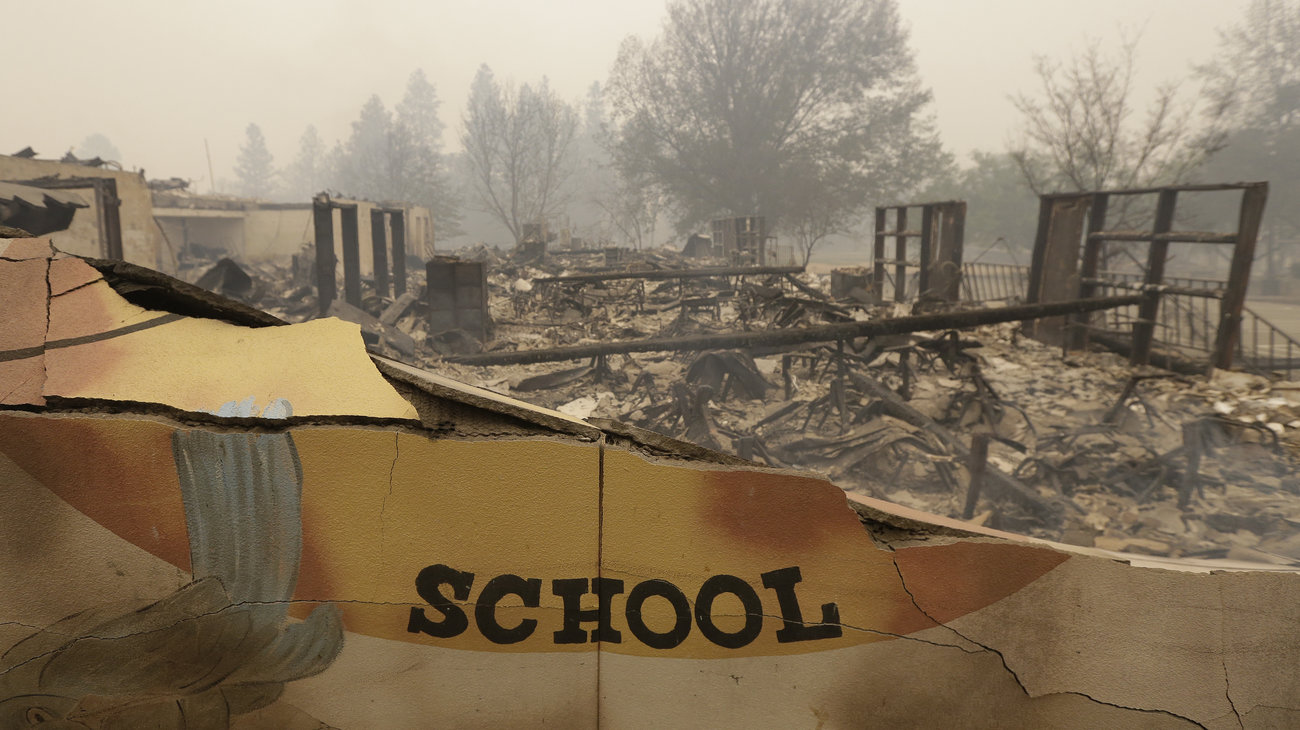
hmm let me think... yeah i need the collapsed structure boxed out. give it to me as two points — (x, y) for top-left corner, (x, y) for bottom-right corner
(87, 178), (1300, 563)
(5, 171), (1300, 725)
(5, 234), (1300, 727)
(0, 150), (435, 280)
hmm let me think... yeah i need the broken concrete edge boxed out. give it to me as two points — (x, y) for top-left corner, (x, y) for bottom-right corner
(587, 417), (756, 467)
(847, 489), (1300, 573)
(846, 492), (994, 544)
(29, 396), (421, 432)
(371, 355), (602, 441)
(72, 249), (586, 439)
(23, 393), (1014, 556)
(587, 417), (1041, 547)
(0, 225), (34, 238)
(85, 255), (288, 329)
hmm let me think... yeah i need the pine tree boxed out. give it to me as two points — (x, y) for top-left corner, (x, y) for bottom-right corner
(337, 95), (394, 201)
(396, 69), (459, 235)
(75, 133), (122, 164)
(283, 125), (326, 200)
(396, 69), (445, 152)
(234, 123), (276, 199)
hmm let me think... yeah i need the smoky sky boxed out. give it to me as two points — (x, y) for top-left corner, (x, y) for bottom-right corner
(5, 0), (1241, 186)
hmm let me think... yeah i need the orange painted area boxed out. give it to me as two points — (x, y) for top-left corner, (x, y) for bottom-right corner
(47, 256), (104, 297)
(893, 541), (1071, 624)
(0, 414), (190, 571)
(45, 275), (143, 344)
(0, 258), (49, 351)
(0, 358), (45, 406)
(0, 238), (55, 260)
(702, 468), (859, 553)
(604, 451), (918, 657)
(0, 257), (50, 405)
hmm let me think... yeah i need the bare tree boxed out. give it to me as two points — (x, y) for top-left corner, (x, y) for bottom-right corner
(1197, 0), (1300, 247)
(1010, 35), (1212, 197)
(783, 163), (860, 266)
(1198, 0), (1300, 133)
(594, 174), (662, 250)
(461, 65), (578, 245)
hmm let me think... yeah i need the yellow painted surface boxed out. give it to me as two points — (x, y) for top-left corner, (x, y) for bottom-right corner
(290, 431), (601, 650)
(15, 256), (419, 419)
(601, 449), (909, 658)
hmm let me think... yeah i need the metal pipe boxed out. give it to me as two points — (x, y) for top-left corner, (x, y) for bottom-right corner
(535, 265), (804, 285)
(447, 294), (1145, 366)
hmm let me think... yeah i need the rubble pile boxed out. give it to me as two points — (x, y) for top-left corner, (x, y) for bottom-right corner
(187, 245), (1300, 561)
(178, 250), (319, 321)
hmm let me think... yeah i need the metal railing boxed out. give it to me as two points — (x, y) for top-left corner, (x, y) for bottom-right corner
(961, 263), (1029, 303)
(1084, 272), (1223, 363)
(960, 264), (1300, 379)
(1237, 305), (1300, 380)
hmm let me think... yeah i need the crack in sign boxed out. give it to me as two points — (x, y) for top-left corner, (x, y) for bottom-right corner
(890, 554), (1209, 728)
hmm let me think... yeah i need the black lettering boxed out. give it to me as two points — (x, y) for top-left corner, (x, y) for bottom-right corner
(475, 574), (541, 644)
(760, 566), (842, 642)
(552, 577), (624, 644)
(625, 579), (691, 650)
(407, 564), (475, 638)
(694, 574), (763, 649)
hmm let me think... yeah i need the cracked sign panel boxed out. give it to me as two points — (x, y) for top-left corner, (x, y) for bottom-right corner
(2, 239), (1300, 728)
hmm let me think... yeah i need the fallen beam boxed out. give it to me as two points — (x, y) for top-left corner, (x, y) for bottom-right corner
(534, 265), (805, 285)
(446, 294), (1145, 365)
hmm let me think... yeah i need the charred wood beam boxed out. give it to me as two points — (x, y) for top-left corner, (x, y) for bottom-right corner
(371, 209), (390, 298)
(446, 294), (1144, 365)
(1040, 182), (1264, 198)
(340, 205), (362, 308)
(312, 196), (336, 315)
(1088, 230), (1237, 244)
(535, 265), (805, 285)
(963, 433), (991, 520)
(391, 210), (407, 296)
(783, 273), (829, 301)
(1079, 278), (1224, 300)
